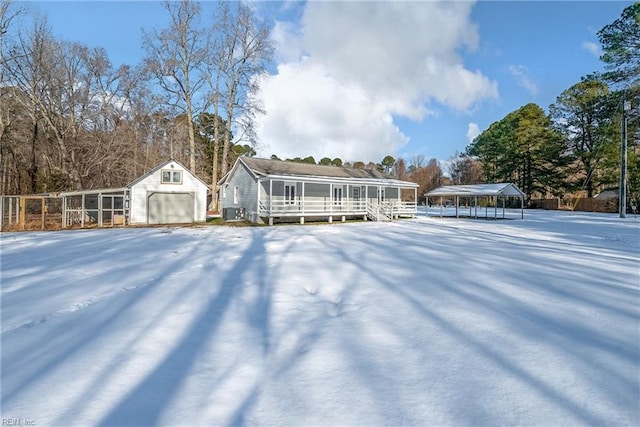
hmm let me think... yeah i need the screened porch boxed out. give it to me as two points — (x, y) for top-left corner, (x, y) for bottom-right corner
(258, 177), (418, 224)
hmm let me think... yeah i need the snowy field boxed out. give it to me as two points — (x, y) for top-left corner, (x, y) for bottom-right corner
(1, 210), (639, 426)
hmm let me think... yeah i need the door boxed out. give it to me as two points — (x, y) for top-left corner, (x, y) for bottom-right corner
(334, 186), (343, 208)
(353, 187), (361, 210)
(285, 183), (296, 205)
(147, 192), (194, 224)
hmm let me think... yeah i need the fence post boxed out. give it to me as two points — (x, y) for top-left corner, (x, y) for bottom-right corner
(19, 197), (25, 230)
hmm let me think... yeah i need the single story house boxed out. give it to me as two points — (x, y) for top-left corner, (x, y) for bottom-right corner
(59, 159), (209, 227)
(219, 157), (419, 225)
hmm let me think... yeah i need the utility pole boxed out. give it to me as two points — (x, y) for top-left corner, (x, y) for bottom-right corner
(619, 98), (631, 218)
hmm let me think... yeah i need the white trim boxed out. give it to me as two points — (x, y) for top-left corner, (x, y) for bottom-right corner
(258, 174), (418, 188)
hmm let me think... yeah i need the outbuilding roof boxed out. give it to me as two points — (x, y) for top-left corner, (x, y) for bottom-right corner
(425, 183), (525, 198)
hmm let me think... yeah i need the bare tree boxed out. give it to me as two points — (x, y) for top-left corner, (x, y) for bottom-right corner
(143, 0), (206, 173)
(408, 154), (426, 173)
(216, 1), (273, 179)
(448, 152), (483, 185)
(200, 1), (272, 205)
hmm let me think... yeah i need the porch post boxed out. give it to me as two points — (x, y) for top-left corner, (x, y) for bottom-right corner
(494, 196), (497, 220)
(502, 197), (505, 219)
(346, 184), (350, 212)
(521, 196), (524, 219)
(329, 183), (333, 216)
(425, 196), (429, 217)
(440, 196), (443, 218)
(269, 179), (273, 217)
(301, 181), (305, 215)
(81, 194), (85, 227)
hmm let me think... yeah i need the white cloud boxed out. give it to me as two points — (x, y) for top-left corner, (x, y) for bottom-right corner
(466, 122), (481, 144)
(582, 41), (601, 58)
(253, 1), (498, 162)
(507, 64), (538, 97)
(254, 61), (408, 162)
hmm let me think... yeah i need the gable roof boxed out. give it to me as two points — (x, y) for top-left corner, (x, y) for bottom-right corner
(241, 157), (390, 180)
(127, 159), (209, 188)
(425, 183), (525, 197)
(219, 157), (418, 188)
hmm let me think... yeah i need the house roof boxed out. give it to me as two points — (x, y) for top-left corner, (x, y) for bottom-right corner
(594, 188), (618, 199)
(221, 157), (418, 188)
(242, 157), (389, 179)
(127, 159), (209, 188)
(425, 183), (525, 198)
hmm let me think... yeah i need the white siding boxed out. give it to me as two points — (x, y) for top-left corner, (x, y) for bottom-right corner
(129, 161), (208, 224)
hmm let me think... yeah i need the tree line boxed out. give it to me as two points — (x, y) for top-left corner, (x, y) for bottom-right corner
(465, 4), (639, 204)
(388, 4), (639, 204)
(1, 1), (637, 207)
(0, 0), (272, 195)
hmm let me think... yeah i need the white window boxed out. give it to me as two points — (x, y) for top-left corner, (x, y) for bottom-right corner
(285, 183), (296, 204)
(161, 169), (182, 184)
(334, 187), (343, 205)
(222, 185), (227, 199)
(353, 187), (361, 200)
(233, 186), (239, 204)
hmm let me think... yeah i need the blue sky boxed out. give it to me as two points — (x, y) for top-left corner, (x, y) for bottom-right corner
(27, 1), (633, 165)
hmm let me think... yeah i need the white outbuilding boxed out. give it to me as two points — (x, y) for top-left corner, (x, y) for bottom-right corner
(59, 159), (209, 228)
(128, 159), (209, 225)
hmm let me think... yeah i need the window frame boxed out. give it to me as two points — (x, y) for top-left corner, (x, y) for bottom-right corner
(161, 169), (183, 185)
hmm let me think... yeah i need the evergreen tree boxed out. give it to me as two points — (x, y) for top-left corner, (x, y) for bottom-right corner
(467, 103), (564, 201)
(550, 77), (617, 197)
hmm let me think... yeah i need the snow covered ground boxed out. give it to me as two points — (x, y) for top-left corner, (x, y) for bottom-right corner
(1, 210), (638, 426)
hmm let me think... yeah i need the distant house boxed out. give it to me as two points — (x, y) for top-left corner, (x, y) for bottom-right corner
(219, 157), (419, 225)
(594, 188), (618, 200)
(59, 159), (209, 227)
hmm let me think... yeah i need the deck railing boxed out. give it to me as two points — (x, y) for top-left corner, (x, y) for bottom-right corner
(259, 199), (416, 220)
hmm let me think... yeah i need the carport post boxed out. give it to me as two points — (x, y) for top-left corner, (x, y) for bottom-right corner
(425, 196), (429, 217)
(440, 197), (443, 218)
(469, 197), (472, 217)
(521, 196), (524, 219)
(494, 196), (497, 220)
(474, 196), (478, 219)
(455, 196), (459, 218)
(502, 197), (505, 219)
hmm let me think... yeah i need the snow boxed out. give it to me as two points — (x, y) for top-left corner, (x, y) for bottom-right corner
(1, 210), (639, 426)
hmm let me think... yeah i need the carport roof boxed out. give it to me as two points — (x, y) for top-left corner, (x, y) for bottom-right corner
(425, 183), (525, 198)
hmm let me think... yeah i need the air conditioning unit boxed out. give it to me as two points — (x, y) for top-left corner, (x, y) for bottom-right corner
(223, 207), (245, 221)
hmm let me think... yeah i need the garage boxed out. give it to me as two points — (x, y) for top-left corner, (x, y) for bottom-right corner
(128, 160), (209, 225)
(147, 192), (195, 224)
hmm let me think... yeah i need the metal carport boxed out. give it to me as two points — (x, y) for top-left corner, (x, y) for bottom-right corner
(425, 183), (525, 220)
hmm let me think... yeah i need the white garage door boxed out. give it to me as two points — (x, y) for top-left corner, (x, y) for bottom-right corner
(147, 192), (194, 224)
